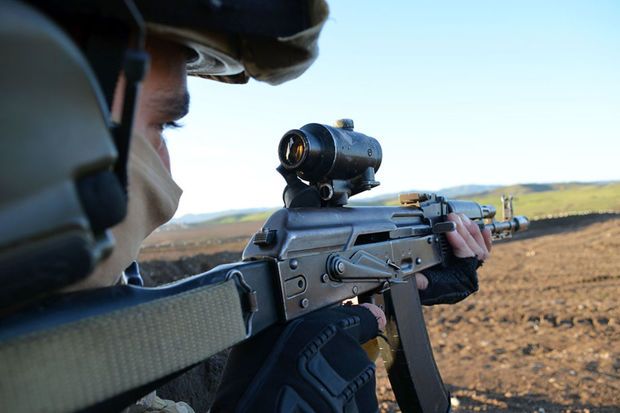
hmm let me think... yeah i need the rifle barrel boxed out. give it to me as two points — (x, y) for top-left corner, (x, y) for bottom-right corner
(485, 216), (530, 234)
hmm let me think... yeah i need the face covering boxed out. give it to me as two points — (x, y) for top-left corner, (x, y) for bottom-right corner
(64, 134), (183, 291)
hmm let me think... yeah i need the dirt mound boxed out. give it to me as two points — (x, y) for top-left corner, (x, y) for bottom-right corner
(140, 251), (241, 286)
(140, 213), (620, 412)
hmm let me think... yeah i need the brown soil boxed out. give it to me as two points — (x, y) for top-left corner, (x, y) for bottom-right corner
(140, 214), (620, 413)
(139, 221), (262, 262)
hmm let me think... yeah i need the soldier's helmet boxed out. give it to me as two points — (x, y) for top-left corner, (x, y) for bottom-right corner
(0, 0), (328, 308)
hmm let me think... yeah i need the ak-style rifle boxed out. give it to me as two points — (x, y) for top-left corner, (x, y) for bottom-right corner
(0, 120), (528, 413)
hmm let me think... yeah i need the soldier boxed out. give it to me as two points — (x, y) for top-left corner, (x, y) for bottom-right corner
(0, 1), (490, 412)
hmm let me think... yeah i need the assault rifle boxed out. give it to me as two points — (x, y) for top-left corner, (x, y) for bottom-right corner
(0, 120), (528, 413)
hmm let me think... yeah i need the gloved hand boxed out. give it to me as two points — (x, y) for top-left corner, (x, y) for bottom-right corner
(211, 305), (382, 413)
(416, 212), (492, 305)
(418, 256), (480, 305)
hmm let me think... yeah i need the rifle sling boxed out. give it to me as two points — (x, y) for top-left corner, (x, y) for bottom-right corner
(0, 260), (278, 413)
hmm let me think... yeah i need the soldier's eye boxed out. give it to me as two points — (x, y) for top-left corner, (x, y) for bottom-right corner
(163, 121), (182, 130)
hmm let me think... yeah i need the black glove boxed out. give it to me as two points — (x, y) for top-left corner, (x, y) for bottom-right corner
(211, 306), (380, 413)
(419, 256), (480, 306)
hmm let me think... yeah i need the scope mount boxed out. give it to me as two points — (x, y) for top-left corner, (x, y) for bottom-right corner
(278, 167), (380, 208)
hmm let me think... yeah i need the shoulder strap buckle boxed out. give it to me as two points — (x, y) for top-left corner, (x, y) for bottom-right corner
(226, 269), (258, 338)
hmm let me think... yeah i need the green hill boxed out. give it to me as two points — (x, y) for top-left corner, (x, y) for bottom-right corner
(198, 181), (620, 224)
(210, 209), (275, 224)
(464, 182), (620, 220)
(337, 182), (620, 220)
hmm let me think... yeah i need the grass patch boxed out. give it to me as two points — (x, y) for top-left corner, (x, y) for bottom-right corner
(211, 209), (276, 224)
(466, 182), (620, 219)
(204, 182), (620, 224)
(371, 182), (620, 219)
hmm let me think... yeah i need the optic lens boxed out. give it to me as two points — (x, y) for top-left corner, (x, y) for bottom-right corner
(281, 134), (306, 167)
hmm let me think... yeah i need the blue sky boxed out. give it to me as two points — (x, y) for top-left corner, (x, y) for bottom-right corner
(166, 1), (620, 217)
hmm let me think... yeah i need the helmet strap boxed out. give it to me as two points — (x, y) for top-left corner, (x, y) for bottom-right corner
(82, 0), (149, 190)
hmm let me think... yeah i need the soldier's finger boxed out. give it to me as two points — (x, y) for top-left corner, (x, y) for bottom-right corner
(482, 227), (493, 253)
(462, 215), (489, 260)
(456, 214), (486, 259)
(415, 273), (429, 290)
(446, 230), (475, 258)
(446, 213), (475, 258)
(359, 303), (387, 331)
